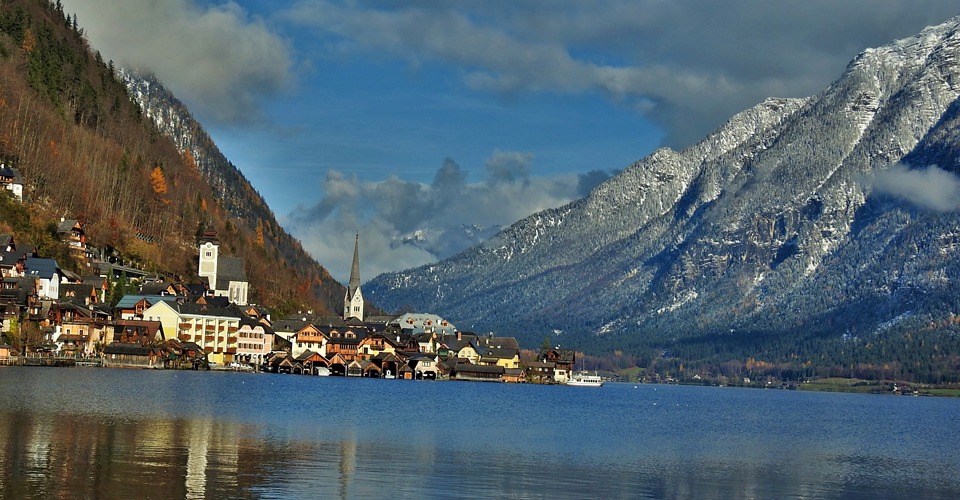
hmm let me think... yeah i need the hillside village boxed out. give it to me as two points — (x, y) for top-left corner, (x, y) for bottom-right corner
(0, 182), (577, 383)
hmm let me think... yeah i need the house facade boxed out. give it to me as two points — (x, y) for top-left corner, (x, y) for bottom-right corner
(0, 163), (24, 201)
(142, 300), (242, 365)
(25, 258), (60, 300)
(291, 323), (328, 358)
(236, 316), (273, 365)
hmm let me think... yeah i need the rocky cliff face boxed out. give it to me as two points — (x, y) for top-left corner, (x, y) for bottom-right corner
(367, 17), (960, 353)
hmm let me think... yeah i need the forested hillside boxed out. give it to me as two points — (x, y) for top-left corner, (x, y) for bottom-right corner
(0, 0), (344, 316)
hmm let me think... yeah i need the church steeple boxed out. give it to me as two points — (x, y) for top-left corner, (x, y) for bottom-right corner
(349, 233), (361, 297)
(344, 233), (364, 320)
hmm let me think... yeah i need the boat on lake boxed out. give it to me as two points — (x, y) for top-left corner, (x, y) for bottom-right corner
(567, 372), (603, 387)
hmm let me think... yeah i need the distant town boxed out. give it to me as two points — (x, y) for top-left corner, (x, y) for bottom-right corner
(0, 172), (581, 383)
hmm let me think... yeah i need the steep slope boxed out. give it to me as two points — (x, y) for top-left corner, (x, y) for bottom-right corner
(0, 0), (343, 316)
(368, 17), (960, 375)
(118, 69), (346, 313)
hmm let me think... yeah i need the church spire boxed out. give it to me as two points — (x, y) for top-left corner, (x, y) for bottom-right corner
(349, 233), (361, 296)
(344, 233), (364, 320)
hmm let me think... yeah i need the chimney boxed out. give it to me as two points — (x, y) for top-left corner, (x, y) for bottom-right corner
(457, 331), (461, 341)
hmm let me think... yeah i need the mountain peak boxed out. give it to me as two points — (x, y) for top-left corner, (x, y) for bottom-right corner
(366, 16), (960, 381)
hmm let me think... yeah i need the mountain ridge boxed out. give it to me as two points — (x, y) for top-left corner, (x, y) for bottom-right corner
(367, 16), (960, 378)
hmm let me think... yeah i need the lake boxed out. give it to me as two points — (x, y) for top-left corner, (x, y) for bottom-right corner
(0, 366), (958, 499)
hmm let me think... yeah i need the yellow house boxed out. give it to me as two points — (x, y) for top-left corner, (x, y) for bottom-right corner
(357, 333), (400, 360)
(494, 350), (521, 370)
(478, 347), (521, 369)
(143, 301), (242, 365)
(456, 342), (480, 364)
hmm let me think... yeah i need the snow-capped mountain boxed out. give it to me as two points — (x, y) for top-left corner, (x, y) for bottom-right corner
(391, 224), (504, 260)
(367, 17), (960, 357)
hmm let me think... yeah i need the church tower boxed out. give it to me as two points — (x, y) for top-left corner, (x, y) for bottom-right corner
(343, 233), (364, 320)
(198, 229), (220, 291)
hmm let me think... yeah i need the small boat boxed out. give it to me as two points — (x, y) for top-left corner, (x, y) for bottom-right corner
(567, 372), (603, 387)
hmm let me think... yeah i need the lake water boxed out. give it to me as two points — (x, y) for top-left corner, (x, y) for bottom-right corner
(0, 367), (958, 499)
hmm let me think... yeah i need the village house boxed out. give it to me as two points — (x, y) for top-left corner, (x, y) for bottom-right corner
(539, 348), (576, 384)
(235, 315), (274, 366)
(407, 353), (440, 379)
(455, 340), (481, 364)
(0, 277), (37, 332)
(478, 346), (522, 370)
(473, 334), (521, 369)
(0, 343), (13, 363)
(52, 301), (110, 355)
(60, 283), (100, 306)
(141, 300), (242, 366)
(111, 319), (164, 345)
(0, 235), (29, 279)
(25, 257), (61, 300)
(525, 361), (556, 384)
(271, 317), (309, 344)
(0, 163), (24, 201)
(56, 219), (88, 260)
(357, 332), (402, 361)
(115, 295), (179, 320)
(324, 327), (364, 363)
(291, 323), (328, 358)
(389, 313), (457, 353)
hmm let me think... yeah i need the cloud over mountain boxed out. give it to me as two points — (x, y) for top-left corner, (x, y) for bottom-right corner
(871, 164), (960, 212)
(284, 153), (589, 282)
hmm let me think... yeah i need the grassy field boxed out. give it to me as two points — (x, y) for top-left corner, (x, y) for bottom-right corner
(799, 378), (885, 394)
(799, 378), (960, 397)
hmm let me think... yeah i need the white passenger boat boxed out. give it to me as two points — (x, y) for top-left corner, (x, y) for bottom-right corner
(567, 372), (603, 387)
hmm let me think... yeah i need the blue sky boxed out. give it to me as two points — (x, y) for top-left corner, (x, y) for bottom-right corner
(62, 0), (960, 283)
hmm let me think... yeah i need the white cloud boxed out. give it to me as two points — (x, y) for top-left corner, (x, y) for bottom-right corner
(284, 0), (960, 147)
(62, 0), (294, 125)
(871, 164), (960, 211)
(284, 154), (591, 283)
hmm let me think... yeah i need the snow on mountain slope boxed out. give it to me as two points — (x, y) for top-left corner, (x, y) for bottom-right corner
(371, 18), (960, 352)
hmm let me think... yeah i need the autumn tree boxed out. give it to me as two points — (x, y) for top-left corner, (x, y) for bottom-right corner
(150, 165), (168, 195)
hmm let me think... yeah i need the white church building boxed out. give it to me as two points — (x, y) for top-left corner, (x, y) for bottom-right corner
(198, 229), (249, 305)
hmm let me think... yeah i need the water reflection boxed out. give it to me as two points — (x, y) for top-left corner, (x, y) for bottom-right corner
(1, 367), (960, 498)
(1, 408), (959, 499)
(339, 434), (355, 499)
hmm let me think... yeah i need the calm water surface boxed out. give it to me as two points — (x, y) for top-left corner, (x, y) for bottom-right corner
(0, 366), (958, 499)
